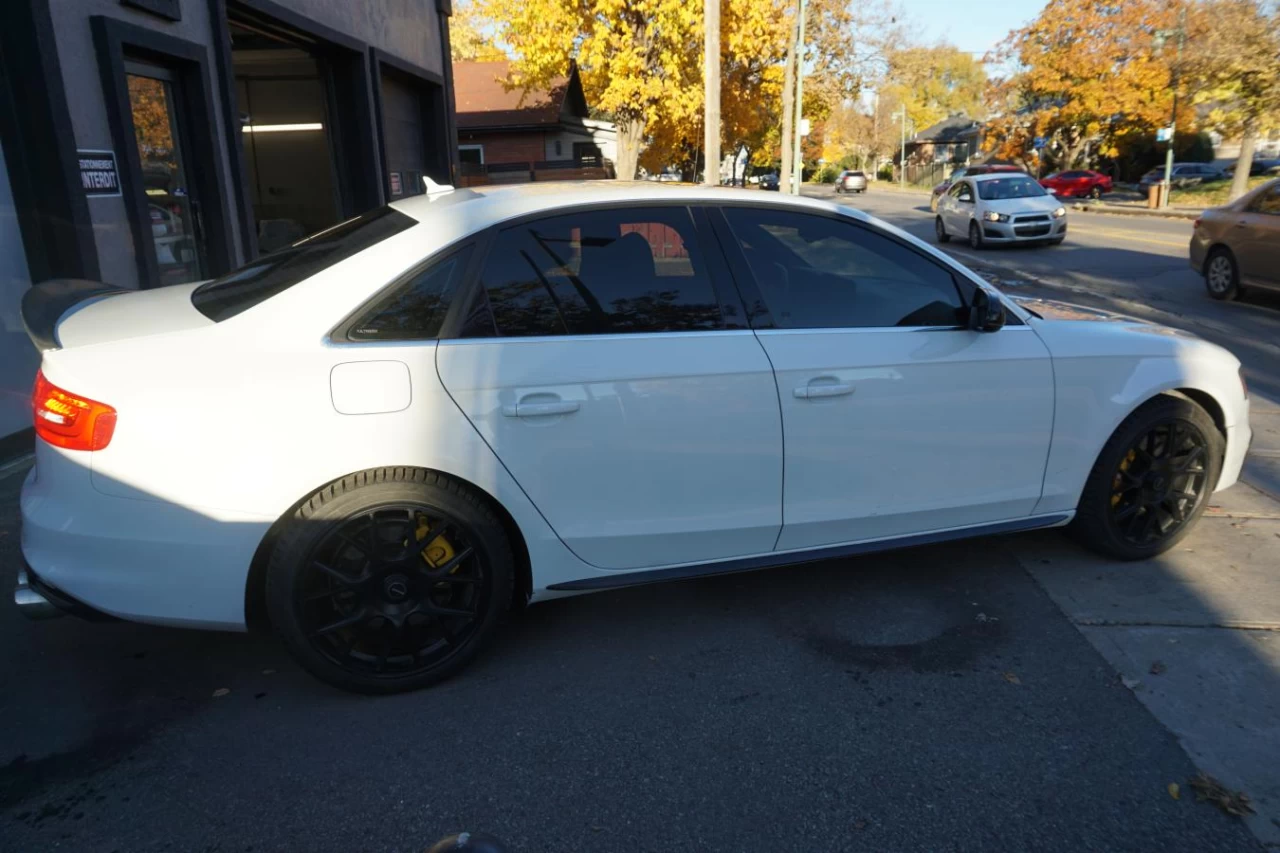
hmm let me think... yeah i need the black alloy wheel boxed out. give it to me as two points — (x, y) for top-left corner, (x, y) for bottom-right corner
(1107, 421), (1210, 547)
(267, 469), (513, 693)
(935, 216), (950, 243)
(1071, 395), (1223, 560)
(298, 505), (487, 679)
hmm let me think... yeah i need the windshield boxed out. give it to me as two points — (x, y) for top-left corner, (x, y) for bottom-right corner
(977, 176), (1049, 201)
(191, 207), (416, 321)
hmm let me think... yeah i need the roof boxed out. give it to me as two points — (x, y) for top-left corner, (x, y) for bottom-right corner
(452, 61), (588, 130)
(967, 172), (1038, 182)
(911, 115), (981, 144)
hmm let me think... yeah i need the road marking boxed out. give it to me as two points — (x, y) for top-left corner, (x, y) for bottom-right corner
(1065, 225), (1189, 248)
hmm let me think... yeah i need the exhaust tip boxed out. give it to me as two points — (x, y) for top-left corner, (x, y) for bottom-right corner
(14, 570), (64, 620)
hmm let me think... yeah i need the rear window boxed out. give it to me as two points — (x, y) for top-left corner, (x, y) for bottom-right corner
(191, 207), (416, 321)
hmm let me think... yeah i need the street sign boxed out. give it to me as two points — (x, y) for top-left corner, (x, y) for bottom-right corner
(77, 149), (121, 197)
(1156, 127), (1173, 142)
(799, 118), (811, 136)
(1033, 136), (1047, 150)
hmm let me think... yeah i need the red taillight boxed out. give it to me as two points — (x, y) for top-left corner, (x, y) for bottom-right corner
(32, 370), (116, 451)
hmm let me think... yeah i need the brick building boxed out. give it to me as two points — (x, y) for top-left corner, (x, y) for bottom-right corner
(452, 60), (616, 184)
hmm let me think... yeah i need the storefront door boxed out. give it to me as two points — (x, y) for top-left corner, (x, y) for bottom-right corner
(125, 62), (208, 286)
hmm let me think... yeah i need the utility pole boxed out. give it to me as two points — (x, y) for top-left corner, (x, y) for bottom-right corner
(1156, 9), (1186, 209)
(780, 18), (795, 194)
(702, 0), (720, 186)
(790, 0), (807, 195)
(892, 107), (907, 189)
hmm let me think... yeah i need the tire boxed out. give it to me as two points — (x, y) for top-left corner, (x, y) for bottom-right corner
(929, 196), (939, 213)
(1070, 395), (1223, 561)
(266, 468), (514, 694)
(935, 216), (950, 243)
(968, 221), (983, 250)
(1204, 248), (1241, 301)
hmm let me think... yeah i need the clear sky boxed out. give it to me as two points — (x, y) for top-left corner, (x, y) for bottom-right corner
(900, 0), (1047, 57)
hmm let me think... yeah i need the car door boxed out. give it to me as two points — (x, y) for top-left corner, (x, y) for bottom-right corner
(944, 181), (975, 233)
(1235, 183), (1280, 290)
(715, 206), (1055, 550)
(435, 204), (783, 570)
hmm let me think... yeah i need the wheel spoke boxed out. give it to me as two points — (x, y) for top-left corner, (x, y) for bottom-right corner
(311, 608), (368, 637)
(1173, 445), (1206, 473)
(424, 602), (477, 618)
(313, 560), (362, 586)
(1114, 502), (1141, 521)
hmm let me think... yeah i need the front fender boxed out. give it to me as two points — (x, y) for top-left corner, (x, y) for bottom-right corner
(1031, 326), (1247, 514)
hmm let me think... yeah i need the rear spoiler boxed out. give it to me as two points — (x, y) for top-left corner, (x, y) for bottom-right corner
(22, 279), (126, 351)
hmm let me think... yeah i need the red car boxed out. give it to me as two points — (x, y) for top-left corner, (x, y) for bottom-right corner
(1040, 170), (1113, 199)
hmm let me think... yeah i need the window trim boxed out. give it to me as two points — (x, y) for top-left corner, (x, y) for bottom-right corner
(445, 201), (747, 340)
(329, 237), (486, 343)
(458, 144), (485, 166)
(712, 203), (981, 333)
(1246, 185), (1280, 215)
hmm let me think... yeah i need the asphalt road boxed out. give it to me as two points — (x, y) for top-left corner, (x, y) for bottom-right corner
(0, 474), (1260, 850)
(807, 186), (1280, 498)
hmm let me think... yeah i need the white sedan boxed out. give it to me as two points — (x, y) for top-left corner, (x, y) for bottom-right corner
(17, 182), (1250, 693)
(936, 173), (1068, 248)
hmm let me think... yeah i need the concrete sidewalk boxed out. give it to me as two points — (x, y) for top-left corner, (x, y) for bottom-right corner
(1015, 478), (1280, 848)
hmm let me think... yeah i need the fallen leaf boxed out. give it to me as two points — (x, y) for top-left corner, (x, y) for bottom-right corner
(1121, 676), (1142, 690)
(1150, 661), (1167, 675)
(1168, 782), (1181, 800)
(1002, 672), (1021, 685)
(1188, 773), (1254, 817)
(212, 688), (230, 698)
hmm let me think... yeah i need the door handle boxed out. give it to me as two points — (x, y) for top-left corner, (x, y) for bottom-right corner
(502, 400), (580, 417)
(794, 383), (854, 399)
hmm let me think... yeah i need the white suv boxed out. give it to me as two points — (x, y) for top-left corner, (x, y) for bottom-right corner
(17, 183), (1250, 692)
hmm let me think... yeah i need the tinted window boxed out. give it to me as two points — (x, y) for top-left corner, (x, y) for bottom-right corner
(346, 246), (473, 340)
(722, 208), (966, 329)
(1248, 185), (1280, 215)
(977, 176), (1047, 200)
(950, 182), (973, 201)
(464, 207), (722, 337)
(192, 207), (416, 321)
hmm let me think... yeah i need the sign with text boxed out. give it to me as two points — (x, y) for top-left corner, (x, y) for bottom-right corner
(77, 150), (121, 197)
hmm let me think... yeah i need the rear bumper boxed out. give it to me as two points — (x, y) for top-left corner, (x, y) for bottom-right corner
(20, 441), (270, 631)
(14, 565), (117, 621)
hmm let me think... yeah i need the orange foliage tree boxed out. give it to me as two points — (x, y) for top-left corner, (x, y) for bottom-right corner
(984, 0), (1181, 172)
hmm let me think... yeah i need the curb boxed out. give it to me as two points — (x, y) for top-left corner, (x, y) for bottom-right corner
(1069, 202), (1200, 221)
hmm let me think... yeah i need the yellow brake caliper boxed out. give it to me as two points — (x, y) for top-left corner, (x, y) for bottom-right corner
(415, 514), (456, 570)
(1112, 450), (1137, 507)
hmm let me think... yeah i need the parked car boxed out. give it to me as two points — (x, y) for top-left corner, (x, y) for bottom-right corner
(1190, 177), (1280, 300)
(759, 173), (780, 191)
(930, 164), (1023, 211)
(1223, 158), (1280, 177)
(936, 173), (1068, 248)
(17, 183), (1250, 693)
(1140, 163), (1224, 189)
(1040, 170), (1113, 199)
(834, 170), (868, 194)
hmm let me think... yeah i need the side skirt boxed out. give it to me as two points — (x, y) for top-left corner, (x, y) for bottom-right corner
(546, 513), (1072, 592)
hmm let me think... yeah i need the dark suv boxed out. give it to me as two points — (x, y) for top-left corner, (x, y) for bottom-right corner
(930, 164), (1024, 211)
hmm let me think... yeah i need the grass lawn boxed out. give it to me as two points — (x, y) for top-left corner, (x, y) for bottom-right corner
(1172, 175), (1274, 207)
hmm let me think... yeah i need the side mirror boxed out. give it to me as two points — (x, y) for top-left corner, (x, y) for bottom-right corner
(969, 288), (1006, 332)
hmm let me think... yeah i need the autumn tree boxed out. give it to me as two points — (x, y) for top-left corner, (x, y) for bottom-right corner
(985, 0), (1179, 172)
(479, 0), (704, 179)
(1184, 0), (1280, 200)
(881, 45), (986, 131)
(450, 1), (507, 62)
